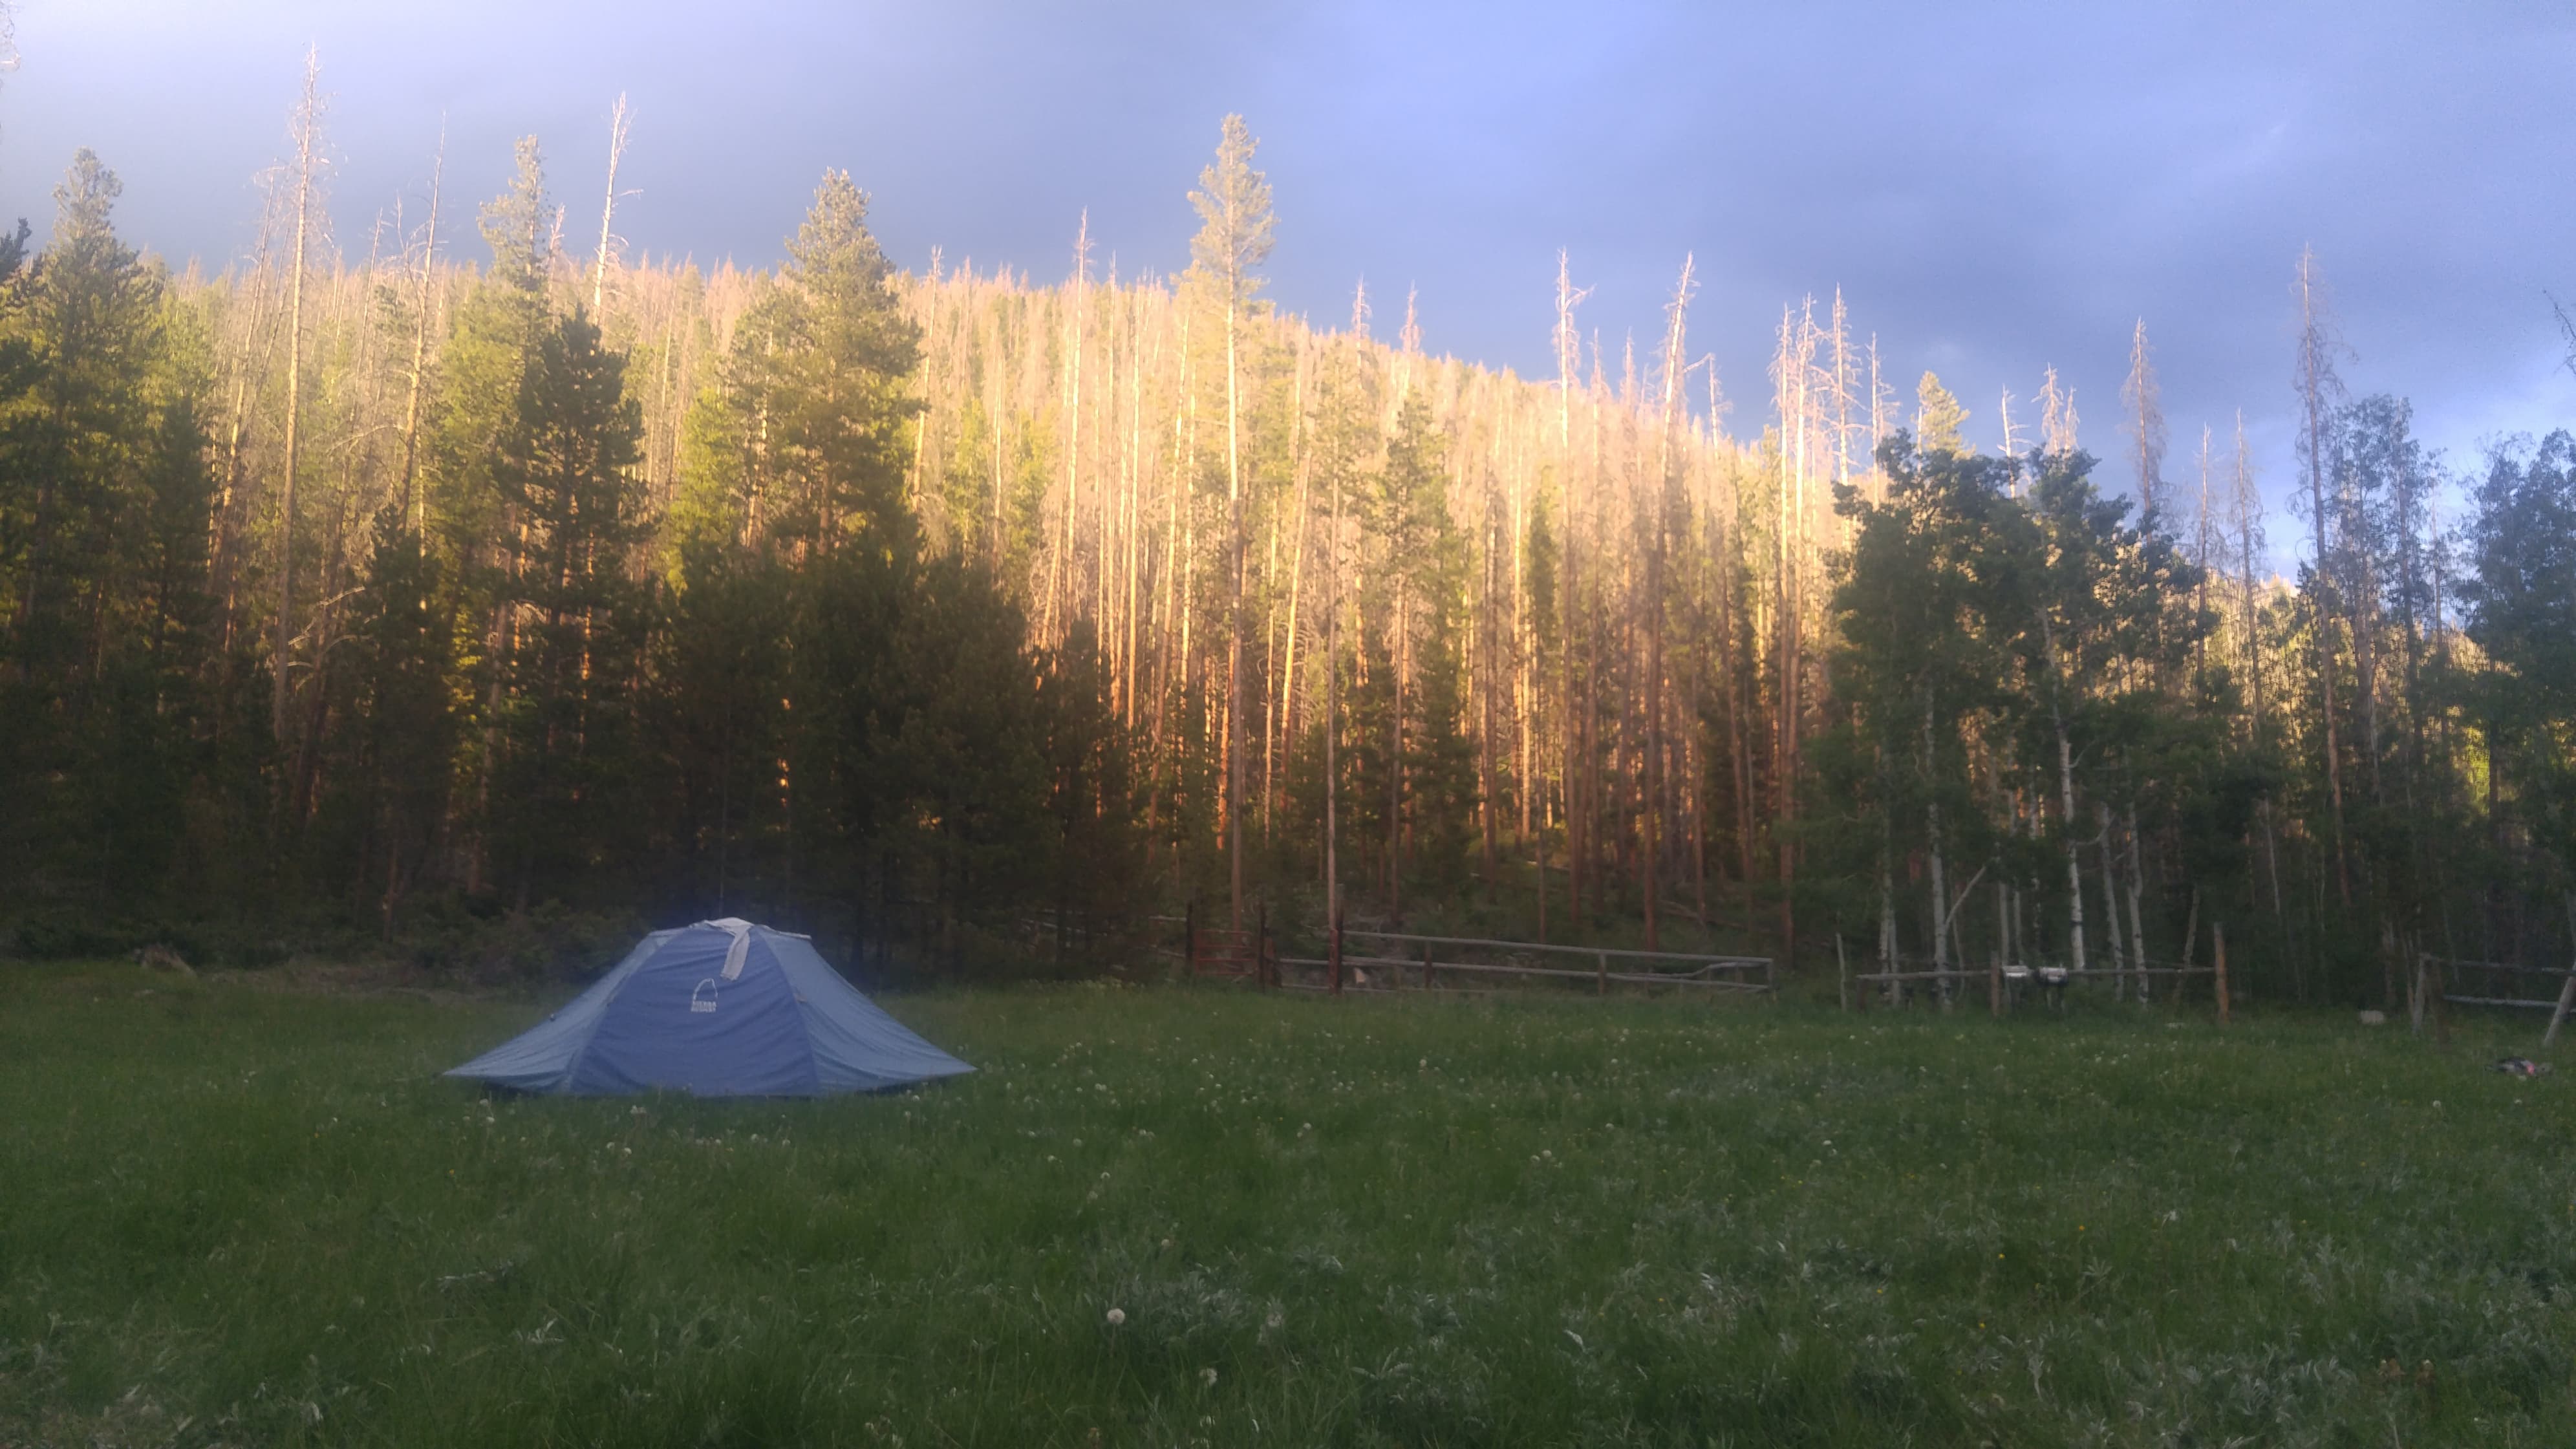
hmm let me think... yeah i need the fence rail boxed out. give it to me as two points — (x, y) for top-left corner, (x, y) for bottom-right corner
(2428, 950), (2576, 1044)
(1274, 955), (1771, 994)
(1336, 929), (1770, 973)
(1165, 914), (1775, 1003)
(1322, 928), (1775, 1000)
(1845, 931), (2236, 1024)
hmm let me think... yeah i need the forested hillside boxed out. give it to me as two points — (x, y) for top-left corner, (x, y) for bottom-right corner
(3, 81), (2570, 997)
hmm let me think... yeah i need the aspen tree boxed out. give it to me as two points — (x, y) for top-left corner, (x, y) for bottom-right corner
(2098, 799), (2127, 993)
(2230, 411), (2264, 731)
(2294, 246), (2352, 903)
(2193, 424), (2214, 679)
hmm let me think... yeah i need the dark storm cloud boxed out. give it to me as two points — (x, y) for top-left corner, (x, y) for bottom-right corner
(9, 1), (2571, 561)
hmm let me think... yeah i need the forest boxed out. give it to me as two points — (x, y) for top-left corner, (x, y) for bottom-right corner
(3, 70), (2572, 1000)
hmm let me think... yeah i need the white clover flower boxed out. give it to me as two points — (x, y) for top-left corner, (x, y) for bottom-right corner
(1200, 1367), (1219, 1388)
(1106, 1307), (1126, 1326)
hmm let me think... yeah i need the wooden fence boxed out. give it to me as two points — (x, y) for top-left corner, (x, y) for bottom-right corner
(1843, 921), (2236, 1024)
(1274, 925), (1773, 1001)
(2429, 952), (2576, 1046)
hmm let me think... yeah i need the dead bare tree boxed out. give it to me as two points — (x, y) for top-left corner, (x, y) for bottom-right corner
(2121, 318), (2167, 518)
(273, 47), (327, 740)
(398, 124), (444, 528)
(1644, 255), (1693, 949)
(2039, 365), (2079, 460)
(589, 94), (634, 317)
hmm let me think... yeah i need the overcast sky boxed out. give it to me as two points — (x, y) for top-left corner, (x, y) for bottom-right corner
(9, 1), (2573, 562)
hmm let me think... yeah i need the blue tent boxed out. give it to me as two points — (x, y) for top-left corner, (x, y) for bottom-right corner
(445, 919), (973, 1096)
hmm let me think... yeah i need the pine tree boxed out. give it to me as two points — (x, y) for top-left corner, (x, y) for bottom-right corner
(1363, 389), (1458, 914)
(341, 509), (456, 934)
(2462, 433), (2576, 889)
(427, 136), (552, 894)
(675, 172), (923, 559)
(1915, 372), (1969, 456)
(6, 151), (160, 684)
(489, 308), (649, 904)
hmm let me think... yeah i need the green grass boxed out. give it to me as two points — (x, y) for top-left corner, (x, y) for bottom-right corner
(5, 964), (2573, 1446)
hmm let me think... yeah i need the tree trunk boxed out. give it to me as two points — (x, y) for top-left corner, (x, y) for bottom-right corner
(2125, 800), (2149, 1000)
(2052, 680), (2087, 972)
(2098, 801), (2127, 998)
(1926, 698), (1949, 1002)
(273, 50), (321, 742)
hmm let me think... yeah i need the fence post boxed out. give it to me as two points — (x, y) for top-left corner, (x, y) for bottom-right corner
(2213, 922), (2230, 1026)
(1258, 903), (1270, 989)
(1422, 940), (1433, 993)
(2549, 897), (2576, 1049)
(1596, 950), (1608, 997)
(2542, 972), (2576, 1049)
(1989, 954), (2002, 1020)
(1329, 909), (1343, 996)
(1185, 901), (1197, 980)
(1835, 935), (1848, 1012)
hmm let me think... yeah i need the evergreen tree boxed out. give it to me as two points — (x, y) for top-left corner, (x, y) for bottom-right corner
(5, 151), (160, 683)
(650, 539), (792, 916)
(1360, 389), (1459, 912)
(2463, 433), (2576, 891)
(489, 308), (650, 904)
(427, 136), (550, 561)
(0, 151), (205, 916)
(1915, 371), (1969, 456)
(327, 511), (456, 932)
(1037, 619), (1149, 967)
(1824, 433), (2013, 974)
(683, 172), (923, 557)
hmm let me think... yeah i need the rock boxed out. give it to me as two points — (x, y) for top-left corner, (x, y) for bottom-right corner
(135, 943), (195, 978)
(2357, 1009), (2387, 1027)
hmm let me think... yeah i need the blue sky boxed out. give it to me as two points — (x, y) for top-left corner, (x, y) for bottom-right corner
(10, 1), (2573, 560)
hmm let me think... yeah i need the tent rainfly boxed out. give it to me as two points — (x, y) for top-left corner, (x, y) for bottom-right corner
(445, 919), (973, 1096)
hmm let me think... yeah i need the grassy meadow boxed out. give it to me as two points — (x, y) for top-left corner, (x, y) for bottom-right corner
(3, 961), (2573, 1446)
